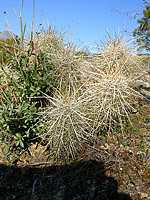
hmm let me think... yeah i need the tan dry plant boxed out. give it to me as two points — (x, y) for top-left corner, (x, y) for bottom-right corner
(79, 33), (143, 132)
(33, 26), (84, 92)
(37, 88), (94, 162)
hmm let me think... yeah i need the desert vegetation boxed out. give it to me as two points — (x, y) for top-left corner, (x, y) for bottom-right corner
(0, 1), (149, 200)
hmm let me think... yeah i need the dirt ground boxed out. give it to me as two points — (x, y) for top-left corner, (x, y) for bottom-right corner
(0, 100), (149, 200)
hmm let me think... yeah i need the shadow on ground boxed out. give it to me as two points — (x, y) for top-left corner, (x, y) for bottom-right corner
(0, 160), (132, 200)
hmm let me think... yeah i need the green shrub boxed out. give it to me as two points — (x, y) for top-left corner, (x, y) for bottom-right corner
(0, 22), (59, 152)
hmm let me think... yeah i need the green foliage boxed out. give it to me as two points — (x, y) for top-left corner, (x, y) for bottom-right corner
(0, 24), (58, 152)
(0, 87), (42, 147)
(75, 51), (88, 57)
(133, 4), (150, 52)
(0, 38), (15, 64)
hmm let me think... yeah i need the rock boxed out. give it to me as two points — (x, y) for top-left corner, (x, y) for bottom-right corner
(136, 80), (150, 88)
(141, 89), (150, 99)
(141, 192), (149, 199)
(94, 193), (109, 200)
(135, 74), (150, 100)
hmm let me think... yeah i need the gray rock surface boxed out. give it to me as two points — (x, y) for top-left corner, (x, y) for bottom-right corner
(0, 31), (16, 40)
(136, 73), (150, 100)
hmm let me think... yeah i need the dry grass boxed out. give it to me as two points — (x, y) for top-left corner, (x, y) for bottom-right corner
(36, 88), (95, 162)
(34, 32), (148, 162)
(79, 33), (144, 132)
(33, 26), (85, 92)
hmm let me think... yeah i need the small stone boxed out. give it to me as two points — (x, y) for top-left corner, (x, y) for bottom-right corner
(141, 193), (149, 199)
(5, 197), (11, 200)
(12, 195), (16, 199)
(94, 193), (109, 200)
(136, 81), (150, 88)
(99, 146), (106, 150)
(109, 143), (113, 146)
(128, 150), (133, 155)
(127, 182), (135, 188)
